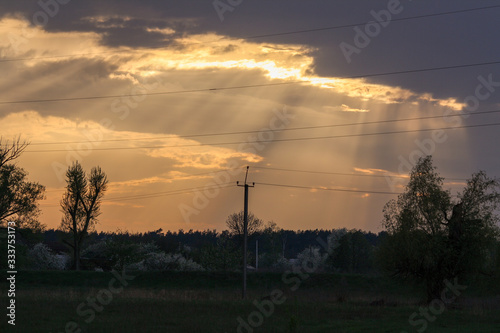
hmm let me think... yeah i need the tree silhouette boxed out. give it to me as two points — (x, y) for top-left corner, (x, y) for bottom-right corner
(379, 156), (500, 302)
(60, 162), (108, 270)
(225, 211), (263, 239)
(0, 137), (45, 230)
(0, 136), (28, 168)
(330, 230), (373, 274)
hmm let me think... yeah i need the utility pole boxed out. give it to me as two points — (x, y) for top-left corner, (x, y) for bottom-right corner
(256, 239), (259, 272)
(237, 166), (254, 299)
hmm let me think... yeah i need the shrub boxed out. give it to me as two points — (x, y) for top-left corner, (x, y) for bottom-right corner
(138, 252), (204, 271)
(28, 243), (70, 270)
(296, 246), (327, 272)
(272, 256), (291, 271)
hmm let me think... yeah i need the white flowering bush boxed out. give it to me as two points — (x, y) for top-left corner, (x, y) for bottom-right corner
(81, 241), (109, 259)
(135, 252), (204, 271)
(139, 241), (160, 255)
(272, 256), (292, 271)
(296, 246), (327, 272)
(28, 243), (70, 270)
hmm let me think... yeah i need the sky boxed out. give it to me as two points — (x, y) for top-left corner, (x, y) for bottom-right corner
(0, 0), (499, 233)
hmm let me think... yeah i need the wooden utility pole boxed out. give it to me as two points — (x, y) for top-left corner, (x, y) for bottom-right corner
(237, 166), (254, 299)
(256, 239), (259, 271)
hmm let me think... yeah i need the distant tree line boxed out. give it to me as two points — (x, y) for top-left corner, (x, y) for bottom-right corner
(5, 223), (499, 278)
(2, 226), (389, 274)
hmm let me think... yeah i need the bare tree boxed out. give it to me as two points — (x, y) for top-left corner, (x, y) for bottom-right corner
(0, 137), (45, 229)
(225, 211), (263, 239)
(60, 161), (108, 270)
(0, 136), (29, 169)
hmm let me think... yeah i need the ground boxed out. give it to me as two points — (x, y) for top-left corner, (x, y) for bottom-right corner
(1, 271), (500, 332)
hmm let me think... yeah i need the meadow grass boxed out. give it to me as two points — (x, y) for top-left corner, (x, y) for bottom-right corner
(2, 271), (500, 332)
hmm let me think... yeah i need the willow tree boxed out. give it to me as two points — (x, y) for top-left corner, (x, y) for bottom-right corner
(60, 162), (108, 270)
(379, 156), (500, 302)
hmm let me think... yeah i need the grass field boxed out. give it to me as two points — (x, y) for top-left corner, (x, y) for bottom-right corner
(2, 271), (500, 332)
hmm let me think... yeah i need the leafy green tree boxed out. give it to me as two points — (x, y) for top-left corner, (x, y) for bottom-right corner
(108, 238), (160, 271)
(0, 137), (45, 230)
(199, 231), (240, 271)
(496, 241), (500, 273)
(330, 230), (373, 274)
(60, 161), (108, 270)
(256, 221), (285, 268)
(379, 156), (500, 302)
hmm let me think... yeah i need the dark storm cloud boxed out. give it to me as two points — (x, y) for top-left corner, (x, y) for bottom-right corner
(2, 0), (499, 104)
(0, 0), (204, 48)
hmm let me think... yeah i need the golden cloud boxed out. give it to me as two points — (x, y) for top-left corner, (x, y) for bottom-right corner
(0, 17), (464, 111)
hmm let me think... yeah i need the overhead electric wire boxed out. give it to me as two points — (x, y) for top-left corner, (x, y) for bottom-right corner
(0, 50), (122, 64)
(348, 60), (500, 79)
(252, 166), (468, 181)
(40, 180), (395, 208)
(1, 5), (499, 64)
(41, 167), (244, 194)
(41, 164), (472, 208)
(23, 109), (500, 147)
(23, 121), (500, 153)
(40, 182), (236, 208)
(0, 81), (297, 105)
(257, 182), (401, 195)
(103, 183), (235, 202)
(41, 178), (402, 209)
(245, 5), (500, 39)
(254, 165), (401, 178)
(1, 59), (500, 105)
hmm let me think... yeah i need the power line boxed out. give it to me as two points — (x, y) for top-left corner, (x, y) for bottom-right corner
(257, 182), (401, 195)
(252, 166), (469, 182)
(1, 59), (500, 106)
(41, 178), (401, 209)
(348, 60), (500, 79)
(2, 5), (499, 64)
(0, 81), (296, 105)
(40, 179), (398, 209)
(41, 164), (472, 207)
(23, 121), (500, 153)
(104, 183), (235, 202)
(254, 165), (400, 178)
(23, 109), (500, 147)
(39, 166), (478, 208)
(0, 50), (121, 64)
(41, 167), (243, 194)
(245, 5), (500, 39)
(40, 183), (236, 207)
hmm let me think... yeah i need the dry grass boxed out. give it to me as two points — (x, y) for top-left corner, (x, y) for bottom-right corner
(3, 271), (500, 332)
